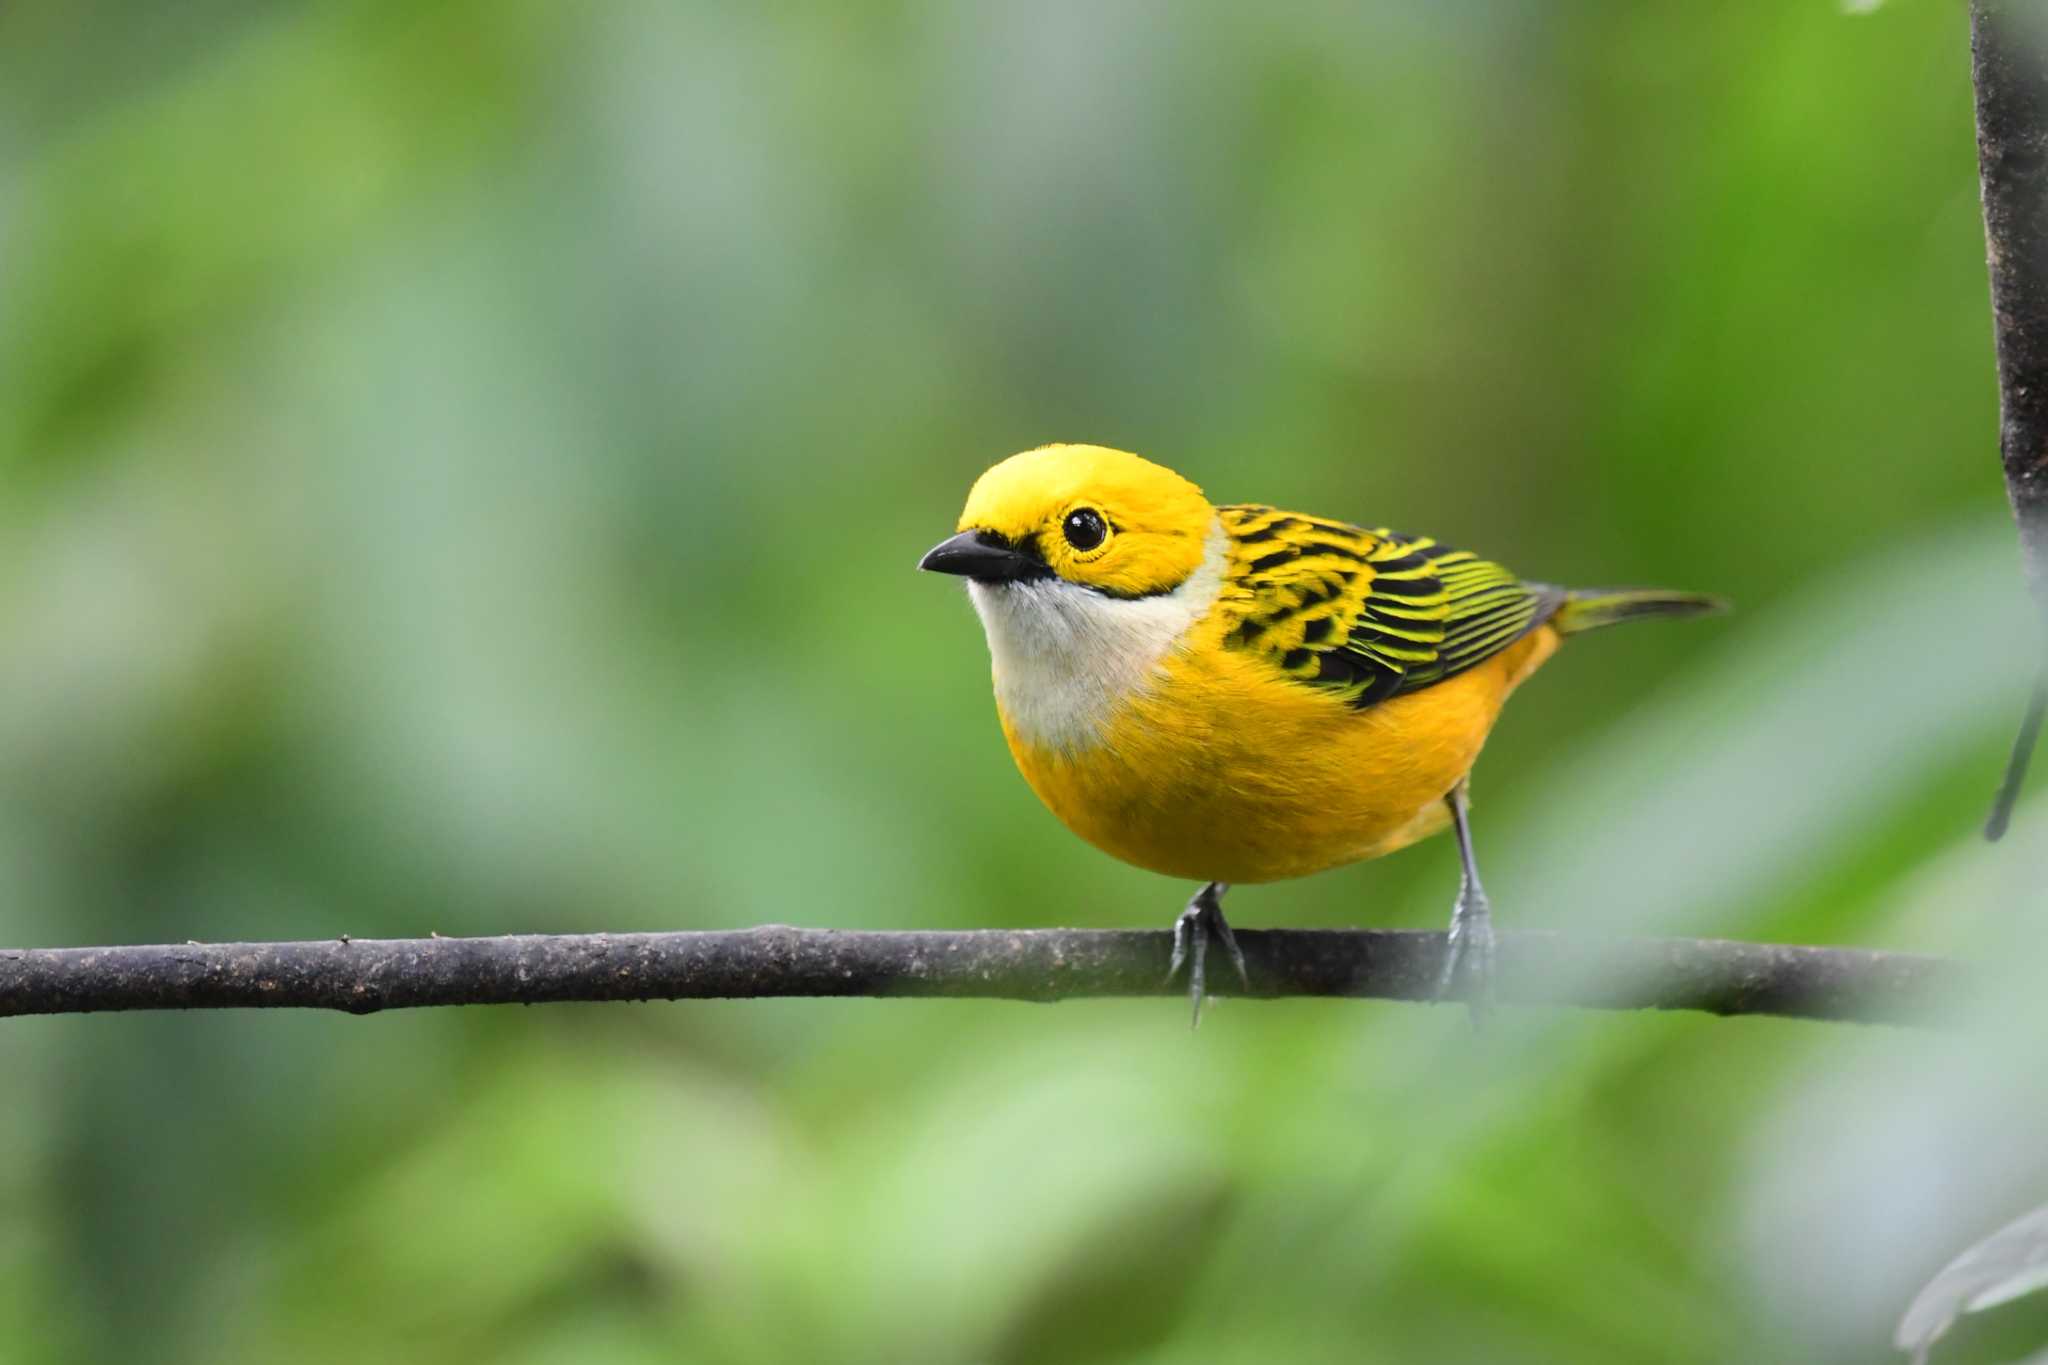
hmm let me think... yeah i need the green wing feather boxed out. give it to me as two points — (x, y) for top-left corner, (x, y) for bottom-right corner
(1217, 505), (1561, 707)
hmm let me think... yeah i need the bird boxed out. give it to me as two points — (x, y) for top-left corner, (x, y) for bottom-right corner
(920, 443), (1723, 1022)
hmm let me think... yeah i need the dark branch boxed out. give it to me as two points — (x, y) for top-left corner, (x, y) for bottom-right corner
(1971, 0), (2048, 837)
(0, 929), (1968, 1026)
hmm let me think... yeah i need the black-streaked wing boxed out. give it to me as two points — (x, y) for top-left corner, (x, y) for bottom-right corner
(1216, 505), (1560, 708)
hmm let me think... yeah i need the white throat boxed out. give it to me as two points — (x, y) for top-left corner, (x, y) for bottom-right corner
(965, 519), (1226, 753)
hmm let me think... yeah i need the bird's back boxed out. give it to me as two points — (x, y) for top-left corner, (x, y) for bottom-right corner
(1208, 505), (1566, 706)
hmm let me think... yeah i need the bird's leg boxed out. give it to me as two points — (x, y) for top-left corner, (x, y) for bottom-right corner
(1167, 881), (1247, 1028)
(1434, 780), (1495, 1021)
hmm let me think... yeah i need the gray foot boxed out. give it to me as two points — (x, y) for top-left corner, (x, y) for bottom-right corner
(1434, 886), (1495, 1024)
(1167, 882), (1247, 1028)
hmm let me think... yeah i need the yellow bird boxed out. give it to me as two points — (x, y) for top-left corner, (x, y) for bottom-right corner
(921, 443), (1723, 1019)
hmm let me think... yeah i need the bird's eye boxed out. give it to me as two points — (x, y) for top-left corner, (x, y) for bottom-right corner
(1062, 507), (1108, 552)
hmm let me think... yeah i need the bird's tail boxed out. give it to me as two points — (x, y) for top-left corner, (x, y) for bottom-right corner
(1550, 587), (1728, 636)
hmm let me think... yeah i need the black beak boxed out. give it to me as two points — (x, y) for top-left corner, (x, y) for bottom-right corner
(918, 529), (1052, 583)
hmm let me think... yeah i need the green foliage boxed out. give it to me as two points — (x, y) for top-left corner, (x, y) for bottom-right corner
(2, 1), (2042, 1361)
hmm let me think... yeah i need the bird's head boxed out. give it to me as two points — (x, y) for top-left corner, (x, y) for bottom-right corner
(920, 445), (1228, 750)
(919, 444), (1214, 599)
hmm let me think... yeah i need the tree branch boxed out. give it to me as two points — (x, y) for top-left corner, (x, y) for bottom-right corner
(1971, 0), (2048, 837)
(0, 929), (1967, 1026)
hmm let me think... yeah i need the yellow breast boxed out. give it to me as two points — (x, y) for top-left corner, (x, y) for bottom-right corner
(998, 619), (1559, 885)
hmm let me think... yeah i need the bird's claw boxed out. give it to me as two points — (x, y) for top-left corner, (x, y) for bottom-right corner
(1435, 887), (1495, 1025)
(1167, 883), (1246, 1028)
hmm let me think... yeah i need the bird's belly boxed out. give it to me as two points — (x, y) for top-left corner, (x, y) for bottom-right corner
(999, 627), (1556, 884)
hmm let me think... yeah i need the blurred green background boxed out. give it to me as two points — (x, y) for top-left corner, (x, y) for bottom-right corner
(4, 1), (2047, 1361)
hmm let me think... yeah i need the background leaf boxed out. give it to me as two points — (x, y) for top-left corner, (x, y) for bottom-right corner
(1899, 1205), (2048, 1365)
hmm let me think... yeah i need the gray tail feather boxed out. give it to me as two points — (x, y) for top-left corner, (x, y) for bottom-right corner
(1549, 587), (1728, 636)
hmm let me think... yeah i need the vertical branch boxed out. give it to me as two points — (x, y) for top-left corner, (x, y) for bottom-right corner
(1969, 1), (2048, 839)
